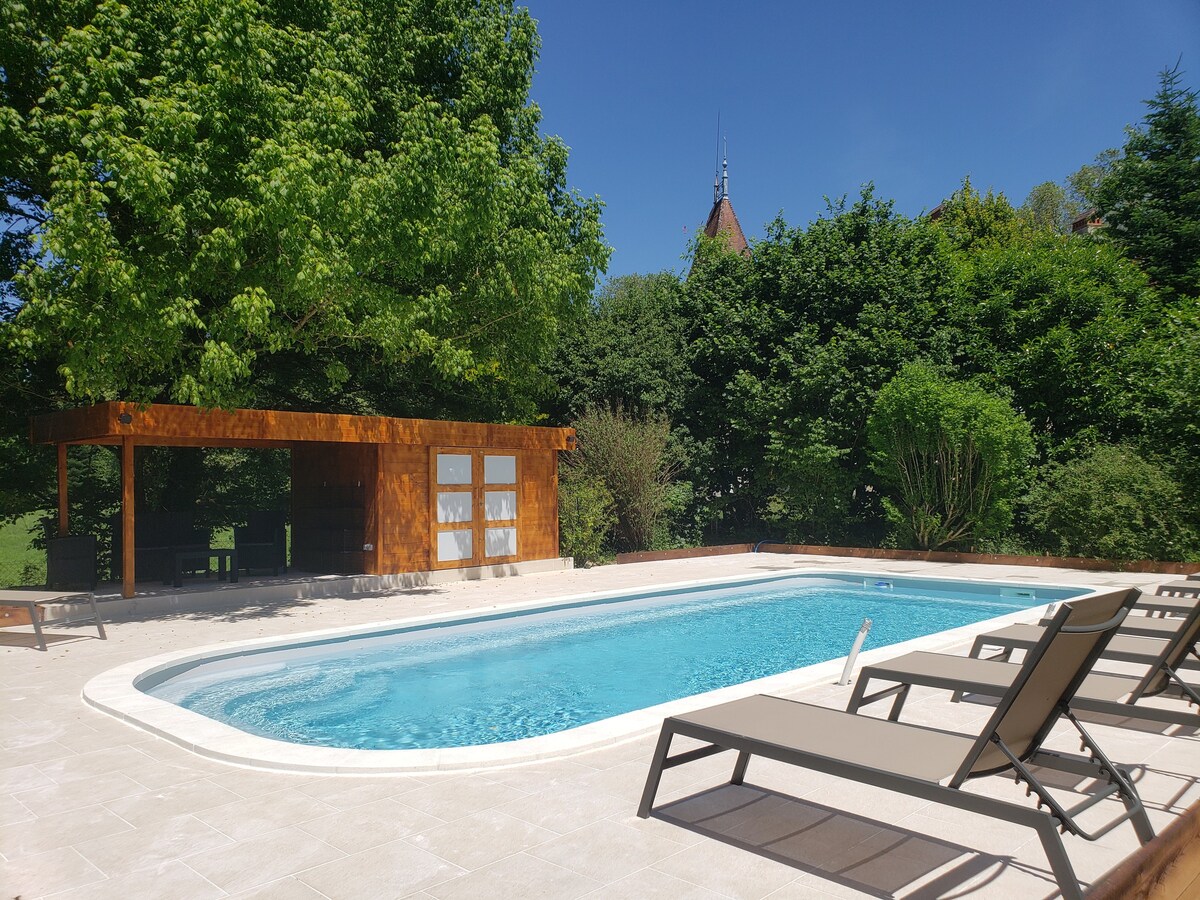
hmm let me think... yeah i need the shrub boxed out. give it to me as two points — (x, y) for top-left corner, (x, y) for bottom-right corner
(567, 405), (679, 552)
(868, 363), (1034, 550)
(1025, 445), (1197, 561)
(557, 465), (616, 566)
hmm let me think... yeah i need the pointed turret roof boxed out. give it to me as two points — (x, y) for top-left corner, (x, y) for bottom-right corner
(702, 152), (750, 256)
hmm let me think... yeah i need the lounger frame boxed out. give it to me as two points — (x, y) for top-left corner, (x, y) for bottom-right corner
(638, 589), (1154, 900)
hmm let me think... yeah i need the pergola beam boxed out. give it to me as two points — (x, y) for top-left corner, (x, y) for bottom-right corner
(121, 436), (135, 599)
(56, 443), (68, 536)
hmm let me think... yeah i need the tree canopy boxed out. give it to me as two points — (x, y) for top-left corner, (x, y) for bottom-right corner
(2, 0), (607, 410)
(868, 363), (1034, 550)
(1092, 64), (1200, 299)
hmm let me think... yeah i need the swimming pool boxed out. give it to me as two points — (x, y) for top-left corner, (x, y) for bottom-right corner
(131, 572), (1087, 757)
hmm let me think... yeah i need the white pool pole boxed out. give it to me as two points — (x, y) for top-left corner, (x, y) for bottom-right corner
(838, 618), (873, 686)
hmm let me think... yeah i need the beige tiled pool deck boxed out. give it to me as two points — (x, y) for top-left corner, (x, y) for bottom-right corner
(2, 554), (1197, 899)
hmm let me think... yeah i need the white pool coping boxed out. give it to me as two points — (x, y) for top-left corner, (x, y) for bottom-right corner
(82, 567), (1098, 775)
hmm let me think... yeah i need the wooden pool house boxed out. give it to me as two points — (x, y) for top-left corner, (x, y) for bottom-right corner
(31, 403), (575, 598)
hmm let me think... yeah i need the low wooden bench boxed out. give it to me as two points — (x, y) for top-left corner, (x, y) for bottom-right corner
(0, 589), (106, 651)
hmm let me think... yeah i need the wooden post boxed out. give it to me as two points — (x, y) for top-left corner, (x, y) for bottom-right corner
(56, 443), (69, 536)
(121, 436), (135, 599)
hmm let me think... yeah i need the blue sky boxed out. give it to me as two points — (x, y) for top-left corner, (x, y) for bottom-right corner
(525, 1), (1200, 281)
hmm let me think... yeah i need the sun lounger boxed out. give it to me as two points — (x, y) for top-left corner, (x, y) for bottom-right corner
(638, 588), (1152, 900)
(1154, 580), (1200, 598)
(967, 626), (1197, 671)
(964, 589), (1198, 673)
(849, 593), (1200, 729)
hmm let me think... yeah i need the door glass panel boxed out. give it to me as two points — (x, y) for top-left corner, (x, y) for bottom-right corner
(484, 491), (516, 521)
(436, 454), (472, 485)
(485, 527), (517, 557)
(437, 530), (473, 562)
(437, 492), (472, 523)
(484, 455), (516, 484)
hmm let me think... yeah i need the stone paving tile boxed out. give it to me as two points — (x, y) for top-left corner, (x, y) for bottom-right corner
(0, 762), (57, 794)
(44, 858), (227, 900)
(783, 828), (982, 898)
(0, 803), (133, 859)
(0, 792), (35, 827)
(297, 837), (466, 899)
(299, 797), (446, 852)
(425, 851), (601, 900)
(119, 753), (215, 791)
(0, 739), (75, 770)
(228, 876), (333, 899)
(192, 787), (339, 841)
(14, 770), (147, 817)
(580, 865), (731, 899)
(182, 825), (346, 894)
(480, 757), (596, 793)
(74, 812), (234, 877)
(0, 846), (106, 897)
(101, 777), (244, 828)
(0, 556), (1196, 900)
(650, 837), (802, 900)
(33, 746), (149, 785)
(398, 774), (529, 822)
(204, 766), (317, 799)
(495, 780), (627, 834)
(407, 806), (558, 870)
(297, 775), (425, 810)
(528, 818), (690, 883)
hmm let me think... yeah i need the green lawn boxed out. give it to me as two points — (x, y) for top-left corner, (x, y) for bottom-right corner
(0, 512), (49, 589)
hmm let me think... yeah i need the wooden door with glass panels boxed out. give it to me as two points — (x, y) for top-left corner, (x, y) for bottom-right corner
(430, 449), (520, 569)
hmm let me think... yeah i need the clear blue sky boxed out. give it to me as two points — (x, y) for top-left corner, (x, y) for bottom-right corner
(524, 1), (1200, 281)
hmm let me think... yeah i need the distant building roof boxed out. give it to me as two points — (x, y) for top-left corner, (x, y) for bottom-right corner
(1071, 209), (1104, 235)
(702, 154), (750, 257)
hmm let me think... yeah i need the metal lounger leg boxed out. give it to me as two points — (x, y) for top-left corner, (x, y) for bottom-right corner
(86, 592), (106, 640)
(637, 725), (676, 818)
(1033, 815), (1082, 900)
(731, 750), (751, 785)
(29, 604), (47, 652)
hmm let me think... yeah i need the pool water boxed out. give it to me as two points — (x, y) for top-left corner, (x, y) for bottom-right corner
(143, 575), (1083, 750)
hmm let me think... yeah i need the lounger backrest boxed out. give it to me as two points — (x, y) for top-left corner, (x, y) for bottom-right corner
(1128, 602), (1200, 699)
(951, 587), (1138, 785)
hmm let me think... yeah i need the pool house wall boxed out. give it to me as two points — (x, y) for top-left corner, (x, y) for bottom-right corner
(31, 402), (574, 597)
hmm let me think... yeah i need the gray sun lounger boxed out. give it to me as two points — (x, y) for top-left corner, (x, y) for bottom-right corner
(964, 589), (1198, 672)
(638, 588), (1152, 900)
(849, 592), (1200, 729)
(967, 626), (1198, 671)
(1153, 580), (1200, 598)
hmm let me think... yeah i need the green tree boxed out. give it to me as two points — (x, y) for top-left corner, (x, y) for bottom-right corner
(569, 405), (679, 552)
(1020, 181), (1080, 234)
(544, 272), (691, 423)
(556, 462), (615, 566)
(1026, 445), (1196, 561)
(944, 225), (1157, 455)
(1092, 64), (1200, 298)
(2, 0), (606, 409)
(868, 363), (1034, 550)
(684, 189), (953, 543)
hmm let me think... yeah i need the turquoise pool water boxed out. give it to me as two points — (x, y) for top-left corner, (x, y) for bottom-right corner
(141, 574), (1086, 750)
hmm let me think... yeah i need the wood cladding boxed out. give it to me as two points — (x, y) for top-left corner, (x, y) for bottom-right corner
(378, 443), (431, 573)
(35, 403), (571, 583)
(291, 443), (375, 575)
(31, 402), (574, 451)
(519, 450), (559, 562)
(1086, 798), (1200, 900)
(294, 443), (561, 576)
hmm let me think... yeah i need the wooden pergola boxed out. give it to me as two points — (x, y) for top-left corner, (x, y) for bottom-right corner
(32, 402), (575, 599)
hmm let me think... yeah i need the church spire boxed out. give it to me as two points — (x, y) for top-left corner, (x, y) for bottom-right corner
(702, 138), (749, 257)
